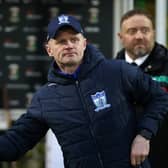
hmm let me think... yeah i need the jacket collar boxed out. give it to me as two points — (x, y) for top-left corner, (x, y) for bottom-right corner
(116, 42), (168, 74)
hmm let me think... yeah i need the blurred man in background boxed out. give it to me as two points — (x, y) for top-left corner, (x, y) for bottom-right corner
(116, 9), (168, 168)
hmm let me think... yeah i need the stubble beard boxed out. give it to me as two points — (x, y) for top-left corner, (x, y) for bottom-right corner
(59, 58), (82, 72)
(133, 46), (148, 58)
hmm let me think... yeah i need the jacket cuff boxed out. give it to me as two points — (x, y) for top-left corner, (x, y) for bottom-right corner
(139, 129), (153, 140)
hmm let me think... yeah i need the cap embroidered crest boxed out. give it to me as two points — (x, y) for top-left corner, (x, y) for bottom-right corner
(47, 14), (84, 41)
(58, 15), (70, 24)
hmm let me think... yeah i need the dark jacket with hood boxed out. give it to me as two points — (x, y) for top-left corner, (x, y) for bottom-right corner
(116, 42), (168, 168)
(0, 44), (168, 168)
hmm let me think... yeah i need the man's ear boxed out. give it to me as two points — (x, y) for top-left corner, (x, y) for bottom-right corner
(45, 43), (53, 57)
(83, 38), (87, 50)
(153, 30), (156, 39)
(117, 32), (122, 40)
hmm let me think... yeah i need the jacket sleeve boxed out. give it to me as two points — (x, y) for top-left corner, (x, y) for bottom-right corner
(121, 61), (168, 138)
(0, 94), (49, 161)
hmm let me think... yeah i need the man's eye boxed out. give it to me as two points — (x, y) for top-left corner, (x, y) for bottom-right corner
(71, 38), (78, 43)
(128, 29), (137, 35)
(141, 27), (150, 34)
(57, 40), (66, 44)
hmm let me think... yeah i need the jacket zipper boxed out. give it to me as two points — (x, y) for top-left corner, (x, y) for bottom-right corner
(75, 80), (104, 168)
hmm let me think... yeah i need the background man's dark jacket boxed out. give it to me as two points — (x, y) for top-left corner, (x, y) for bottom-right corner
(116, 42), (168, 168)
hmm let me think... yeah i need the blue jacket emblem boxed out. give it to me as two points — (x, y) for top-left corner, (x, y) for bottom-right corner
(91, 90), (111, 112)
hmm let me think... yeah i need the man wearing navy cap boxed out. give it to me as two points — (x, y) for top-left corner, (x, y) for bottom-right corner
(0, 14), (168, 168)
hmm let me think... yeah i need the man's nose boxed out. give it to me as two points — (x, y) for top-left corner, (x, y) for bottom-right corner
(135, 30), (144, 39)
(65, 40), (73, 48)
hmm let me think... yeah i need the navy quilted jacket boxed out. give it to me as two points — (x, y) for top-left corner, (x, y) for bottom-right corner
(0, 44), (168, 168)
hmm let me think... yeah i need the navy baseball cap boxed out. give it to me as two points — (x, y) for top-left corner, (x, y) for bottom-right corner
(47, 14), (84, 41)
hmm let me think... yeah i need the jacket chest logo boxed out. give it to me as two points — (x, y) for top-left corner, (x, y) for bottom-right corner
(91, 90), (111, 112)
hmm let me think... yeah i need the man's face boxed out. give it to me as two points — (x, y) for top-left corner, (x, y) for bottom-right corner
(46, 28), (86, 72)
(118, 15), (155, 59)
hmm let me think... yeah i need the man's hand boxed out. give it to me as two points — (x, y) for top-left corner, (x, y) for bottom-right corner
(130, 134), (150, 167)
